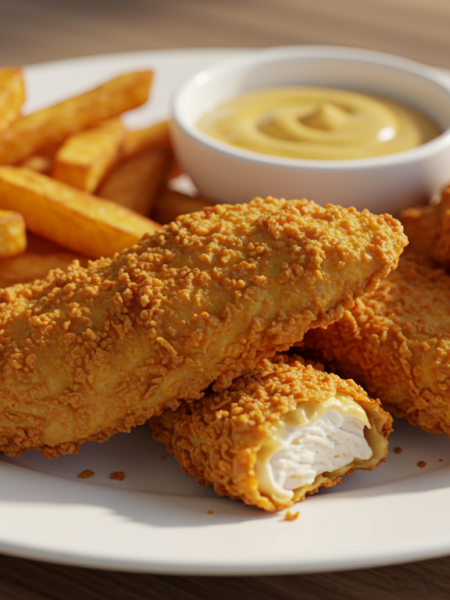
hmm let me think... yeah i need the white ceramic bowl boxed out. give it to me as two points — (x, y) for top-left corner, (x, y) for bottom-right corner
(171, 46), (450, 214)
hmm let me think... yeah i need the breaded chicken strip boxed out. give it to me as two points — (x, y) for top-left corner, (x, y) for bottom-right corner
(401, 203), (441, 259)
(0, 197), (406, 458)
(301, 253), (450, 435)
(401, 183), (450, 268)
(150, 354), (392, 511)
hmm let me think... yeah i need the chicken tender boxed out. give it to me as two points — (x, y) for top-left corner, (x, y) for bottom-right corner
(401, 184), (450, 269)
(0, 197), (406, 458)
(150, 354), (392, 511)
(301, 253), (450, 435)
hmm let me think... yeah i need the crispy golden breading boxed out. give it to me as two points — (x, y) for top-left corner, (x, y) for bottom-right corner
(401, 204), (441, 259)
(0, 197), (406, 458)
(401, 184), (450, 269)
(301, 253), (450, 434)
(150, 354), (392, 511)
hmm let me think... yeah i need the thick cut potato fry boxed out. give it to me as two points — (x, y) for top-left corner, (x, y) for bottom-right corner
(98, 148), (171, 215)
(20, 155), (53, 175)
(35, 140), (63, 159)
(123, 120), (171, 158)
(0, 252), (84, 288)
(26, 232), (69, 254)
(152, 188), (214, 224)
(0, 68), (25, 134)
(123, 121), (182, 179)
(53, 118), (125, 192)
(0, 71), (153, 165)
(0, 167), (162, 258)
(0, 210), (26, 257)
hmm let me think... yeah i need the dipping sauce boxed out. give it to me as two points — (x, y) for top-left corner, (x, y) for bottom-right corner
(197, 87), (440, 160)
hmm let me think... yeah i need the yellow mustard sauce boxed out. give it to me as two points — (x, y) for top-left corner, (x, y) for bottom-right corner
(197, 87), (440, 160)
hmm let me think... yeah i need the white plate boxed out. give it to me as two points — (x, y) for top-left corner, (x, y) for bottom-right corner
(1, 49), (450, 575)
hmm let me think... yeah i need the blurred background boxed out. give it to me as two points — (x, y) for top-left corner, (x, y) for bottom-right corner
(1, 0), (450, 69)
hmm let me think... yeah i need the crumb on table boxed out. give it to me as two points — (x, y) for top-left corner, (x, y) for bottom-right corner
(78, 469), (94, 479)
(207, 510), (214, 515)
(160, 456), (166, 461)
(417, 461), (427, 468)
(439, 459), (443, 462)
(393, 447), (402, 454)
(110, 471), (125, 481)
(283, 510), (300, 522)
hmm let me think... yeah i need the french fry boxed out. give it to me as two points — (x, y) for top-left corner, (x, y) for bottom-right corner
(20, 155), (53, 175)
(123, 120), (171, 158)
(53, 118), (125, 192)
(123, 121), (182, 179)
(0, 71), (153, 165)
(152, 188), (214, 224)
(0, 252), (84, 288)
(98, 148), (171, 215)
(0, 209), (26, 257)
(26, 231), (70, 254)
(0, 68), (25, 134)
(35, 140), (63, 159)
(0, 167), (162, 258)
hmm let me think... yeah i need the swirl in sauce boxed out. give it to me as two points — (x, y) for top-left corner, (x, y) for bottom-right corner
(197, 87), (440, 160)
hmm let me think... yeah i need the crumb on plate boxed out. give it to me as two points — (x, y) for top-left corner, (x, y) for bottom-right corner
(417, 461), (427, 468)
(110, 471), (125, 481)
(79, 469), (94, 479)
(393, 447), (402, 454)
(283, 510), (300, 522)
(160, 456), (166, 461)
(207, 510), (214, 515)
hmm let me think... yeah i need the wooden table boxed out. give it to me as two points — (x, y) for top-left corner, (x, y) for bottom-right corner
(1, 0), (450, 597)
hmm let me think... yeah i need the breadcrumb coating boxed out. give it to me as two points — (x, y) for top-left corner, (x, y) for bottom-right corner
(401, 204), (441, 260)
(301, 253), (450, 434)
(0, 197), (405, 457)
(283, 510), (300, 521)
(150, 354), (392, 511)
(78, 469), (93, 479)
(401, 184), (450, 269)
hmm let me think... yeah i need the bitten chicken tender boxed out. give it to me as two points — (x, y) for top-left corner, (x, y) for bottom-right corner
(0, 197), (406, 458)
(301, 253), (450, 435)
(150, 354), (392, 511)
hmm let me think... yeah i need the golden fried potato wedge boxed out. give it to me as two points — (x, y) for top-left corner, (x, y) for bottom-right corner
(0, 71), (153, 165)
(53, 118), (125, 192)
(98, 148), (171, 215)
(152, 188), (214, 224)
(0, 252), (84, 288)
(0, 209), (26, 257)
(123, 120), (171, 158)
(0, 68), (25, 134)
(0, 167), (161, 258)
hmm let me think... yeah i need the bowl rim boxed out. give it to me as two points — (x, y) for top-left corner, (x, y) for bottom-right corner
(171, 45), (450, 171)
